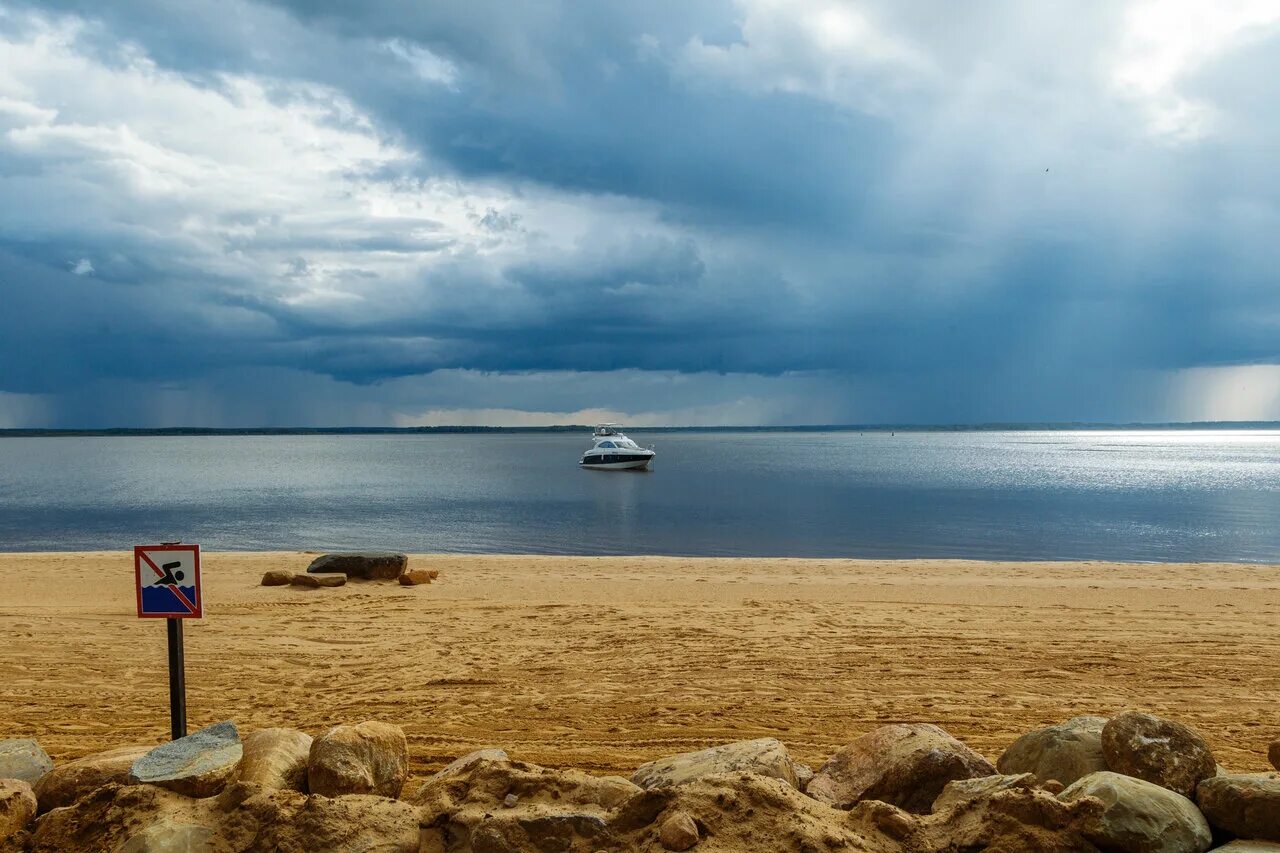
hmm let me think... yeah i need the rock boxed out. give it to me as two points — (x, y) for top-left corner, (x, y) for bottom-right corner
(119, 819), (214, 852)
(658, 809), (700, 850)
(32, 744), (152, 813)
(233, 728), (312, 792)
(413, 752), (643, 851)
(807, 723), (996, 813)
(308, 721), (407, 798)
(998, 715), (1109, 786)
(260, 570), (293, 586)
(1271, 739), (1280, 773)
(0, 739), (53, 785)
(0, 779), (37, 843)
(290, 572), (346, 588)
(931, 772), (1037, 812)
(398, 569), (433, 586)
(1212, 842), (1280, 852)
(28, 780), (419, 852)
(1102, 711), (1217, 798)
(1060, 770), (1212, 853)
(901, 780), (1105, 851)
(306, 552), (407, 580)
(129, 720), (243, 798)
(629, 738), (801, 790)
(1196, 772), (1280, 841)
(1042, 779), (1066, 794)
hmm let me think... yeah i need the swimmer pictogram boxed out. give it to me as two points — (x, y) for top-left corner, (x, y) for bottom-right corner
(134, 544), (203, 618)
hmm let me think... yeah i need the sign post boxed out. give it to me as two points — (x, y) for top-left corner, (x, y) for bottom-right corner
(134, 543), (203, 740)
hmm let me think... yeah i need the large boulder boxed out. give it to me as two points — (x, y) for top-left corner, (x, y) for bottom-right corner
(998, 716), (1109, 786)
(32, 744), (152, 813)
(129, 721), (243, 798)
(807, 723), (996, 813)
(308, 721), (408, 798)
(306, 552), (407, 580)
(0, 739), (53, 785)
(1102, 711), (1217, 798)
(414, 752), (641, 851)
(0, 779), (37, 843)
(1212, 842), (1280, 852)
(232, 728), (312, 792)
(1196, 772), (1280, 842)
(1060, 770), (1212, 853)
(629, 738), (801, 790)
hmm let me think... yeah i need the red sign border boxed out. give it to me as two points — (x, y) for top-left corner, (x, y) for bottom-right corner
(134, 544), (203, 619)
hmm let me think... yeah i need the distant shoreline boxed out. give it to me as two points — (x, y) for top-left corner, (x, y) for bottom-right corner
(2, 421), (1278, 437)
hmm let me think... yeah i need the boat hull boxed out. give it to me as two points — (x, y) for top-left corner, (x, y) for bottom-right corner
(580, 453), (653, 471)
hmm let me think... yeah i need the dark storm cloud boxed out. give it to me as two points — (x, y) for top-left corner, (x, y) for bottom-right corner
(1, 0), (1279, 425)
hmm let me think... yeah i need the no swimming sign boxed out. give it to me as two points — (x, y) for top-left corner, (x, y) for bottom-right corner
(134, 544), (203, 618)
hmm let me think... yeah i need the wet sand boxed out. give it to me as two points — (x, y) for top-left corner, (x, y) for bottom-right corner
(2, 552), (1278, 776)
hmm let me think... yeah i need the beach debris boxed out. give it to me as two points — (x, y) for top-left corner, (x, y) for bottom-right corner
(930, 772), (1037, 812)
(260, 570), (293, 586)
(1196, 772), (1280, 842)
(290, 572), (346, 588)
(996, 714), (1108, 787)
(629, 737), (801, 791)
(0, 778), (36, 844)
(1060, 770), (1211, 853)
(657, 808), (700, 850)
(307, 721), (408, 799)
(1271, 738), (1280, 772)
(0, 739), (53, 786)
(807, 723), (996, 813)
(306, 552), (407, 580)
(399, 569), (433, 586)
(32, 744), (151, 813)
(232, 728), (312, 792)
(129, 720), (243, 798)
(1102, 711), (1217, 798)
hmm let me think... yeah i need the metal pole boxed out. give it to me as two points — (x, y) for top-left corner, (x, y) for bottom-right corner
(166, 618), (187, 740)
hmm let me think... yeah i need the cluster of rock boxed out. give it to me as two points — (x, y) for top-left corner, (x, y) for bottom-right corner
(2, 712), (1278, 851)
(260, 552), (437, 589)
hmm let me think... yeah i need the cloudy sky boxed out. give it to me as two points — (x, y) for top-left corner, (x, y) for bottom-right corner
(1, 1), (1279, 427)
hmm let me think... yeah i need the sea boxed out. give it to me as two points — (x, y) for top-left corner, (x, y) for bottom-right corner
(0, 430), (1277, 561)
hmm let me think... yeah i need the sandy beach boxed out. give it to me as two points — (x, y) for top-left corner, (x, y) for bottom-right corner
(3, 552), (1279, 779)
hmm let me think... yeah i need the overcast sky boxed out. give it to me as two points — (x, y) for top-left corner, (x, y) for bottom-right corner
(2, 1), (1279, 427)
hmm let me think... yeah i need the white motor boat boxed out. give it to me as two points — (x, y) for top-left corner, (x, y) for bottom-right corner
(579, 424), (655, 470)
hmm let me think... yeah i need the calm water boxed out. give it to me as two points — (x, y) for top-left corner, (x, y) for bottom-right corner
(0, 431), (1277, 561)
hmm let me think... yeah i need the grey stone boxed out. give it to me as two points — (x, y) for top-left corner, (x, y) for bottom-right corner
(630, 738), (800, 790)
(306, 552), (407, 580)
(1060, 770), (1212, 853)
(129, 721), (243, 798)
(0, 739), (53, 785)
(997, 715), (1108, 786)
(1196, 772), (1280, 842)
